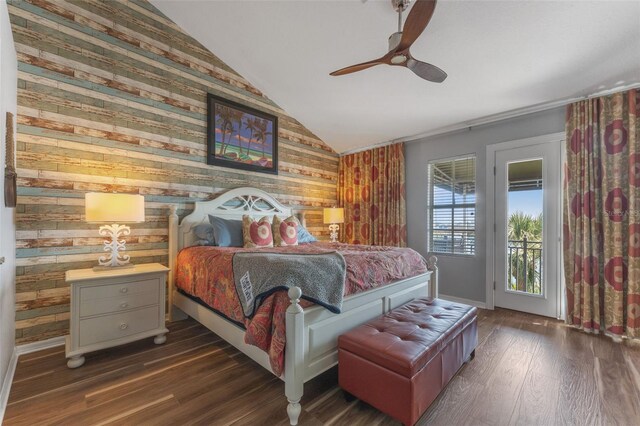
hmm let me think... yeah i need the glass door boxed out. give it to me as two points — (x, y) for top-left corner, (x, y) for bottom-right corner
(493, 142), (559, 317)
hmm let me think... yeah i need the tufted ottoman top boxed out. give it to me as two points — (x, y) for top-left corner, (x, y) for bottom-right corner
(338, 298), (477, 377)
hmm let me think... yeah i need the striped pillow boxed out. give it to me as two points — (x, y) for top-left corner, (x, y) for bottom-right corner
(242, 215), (274, 248)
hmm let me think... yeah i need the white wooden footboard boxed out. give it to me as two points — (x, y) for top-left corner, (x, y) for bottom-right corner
(298, 272), (432, 381)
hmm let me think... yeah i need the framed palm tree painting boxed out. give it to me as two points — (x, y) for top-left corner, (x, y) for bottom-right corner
(207, 94), (278, 174)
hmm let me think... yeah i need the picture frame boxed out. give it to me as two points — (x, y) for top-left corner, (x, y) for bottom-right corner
(207, 93), (278, 174)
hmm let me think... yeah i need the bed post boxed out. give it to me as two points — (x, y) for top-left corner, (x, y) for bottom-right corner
(285, 286), (304, 425)
(168, 205), (187, 321)
(428, 255), (439, 299)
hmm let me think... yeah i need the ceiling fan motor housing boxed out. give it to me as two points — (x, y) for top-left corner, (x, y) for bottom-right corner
(388, 32), (407, 64)
(388, 31), (402, 52)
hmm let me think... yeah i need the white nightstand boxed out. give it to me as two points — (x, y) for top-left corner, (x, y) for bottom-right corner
(65, 263), (170, 368)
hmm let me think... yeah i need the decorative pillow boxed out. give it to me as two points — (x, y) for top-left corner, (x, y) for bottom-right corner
(193, 223), (215, 246)
(297, 225), (317, 243)
(272, 215), (299, 247)
(242, 215), (274, 248)
(208, 215), (244, 247)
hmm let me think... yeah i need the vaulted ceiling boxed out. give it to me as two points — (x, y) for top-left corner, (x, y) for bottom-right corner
(152, 0), (640, 153)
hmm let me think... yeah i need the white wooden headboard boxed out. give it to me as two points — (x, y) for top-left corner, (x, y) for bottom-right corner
(173, 187), (298, 252)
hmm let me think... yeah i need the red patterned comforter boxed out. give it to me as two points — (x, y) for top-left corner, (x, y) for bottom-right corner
(175, 242), (428, 375)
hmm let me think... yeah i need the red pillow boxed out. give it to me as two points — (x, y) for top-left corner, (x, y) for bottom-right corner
(242, 215), (273, 248)
(273, 215), (299, 246)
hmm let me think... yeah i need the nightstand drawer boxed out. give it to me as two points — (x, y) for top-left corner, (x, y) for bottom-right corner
(80, 278), (159, 301)
(79, 292), (159, 318)
(78, 306), (160, 347)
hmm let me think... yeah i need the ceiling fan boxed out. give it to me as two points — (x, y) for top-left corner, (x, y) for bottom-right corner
(330, 0), (447, 83)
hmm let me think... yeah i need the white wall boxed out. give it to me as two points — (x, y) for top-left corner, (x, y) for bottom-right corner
(405, 107), (565, 303)
(0, 0), (17, 390)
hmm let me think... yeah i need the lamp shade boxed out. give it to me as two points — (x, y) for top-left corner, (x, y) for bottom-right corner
(323, 207), (344, 224)
(85, 193), (145, 223)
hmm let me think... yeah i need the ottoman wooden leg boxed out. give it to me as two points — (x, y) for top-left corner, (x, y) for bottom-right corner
(344, 391), (356, 402)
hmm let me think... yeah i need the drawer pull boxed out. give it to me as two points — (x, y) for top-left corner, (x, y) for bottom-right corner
(120, 287), (128, 294)
(120, 302), (129, 309)
(119, 323), (129, 330)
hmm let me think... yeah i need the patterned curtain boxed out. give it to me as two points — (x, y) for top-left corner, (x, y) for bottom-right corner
(338, 143), (406, 246)
(564, 89), (639, 339)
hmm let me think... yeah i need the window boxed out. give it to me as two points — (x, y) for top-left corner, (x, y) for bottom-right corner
(427, 155), (476, 255)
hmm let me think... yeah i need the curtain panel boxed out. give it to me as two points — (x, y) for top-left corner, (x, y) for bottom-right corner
(564, 89), (639, 339)
(338, 143), (407, 246)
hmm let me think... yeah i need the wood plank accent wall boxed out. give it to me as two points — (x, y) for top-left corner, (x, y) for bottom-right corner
(7, 0), (338, 344)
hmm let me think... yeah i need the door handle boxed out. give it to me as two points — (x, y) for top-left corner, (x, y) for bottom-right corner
(0, 257), (4, 265)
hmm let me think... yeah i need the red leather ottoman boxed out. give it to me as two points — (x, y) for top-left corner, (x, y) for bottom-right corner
(338, 298), (478, 426)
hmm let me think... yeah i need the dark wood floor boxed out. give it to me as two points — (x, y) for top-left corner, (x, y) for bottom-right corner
(4, 308), (640, 425)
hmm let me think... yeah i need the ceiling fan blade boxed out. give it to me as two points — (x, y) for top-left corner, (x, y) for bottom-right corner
(406, 58), (447, 82)
(330, 57), (387, 76)
(396, 0), (437, 52)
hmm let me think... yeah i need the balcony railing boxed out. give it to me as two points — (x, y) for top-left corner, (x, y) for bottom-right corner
(507, 237), (543, 295)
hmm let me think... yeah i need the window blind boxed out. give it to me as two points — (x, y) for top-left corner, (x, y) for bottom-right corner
(427, 155), (476, 255)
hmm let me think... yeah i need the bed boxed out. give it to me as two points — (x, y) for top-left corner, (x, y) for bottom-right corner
(167, 187), (438, 425)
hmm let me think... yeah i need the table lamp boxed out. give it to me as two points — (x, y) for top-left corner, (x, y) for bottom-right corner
(323, 207), (344, 243)
(85, 193), (145, 269)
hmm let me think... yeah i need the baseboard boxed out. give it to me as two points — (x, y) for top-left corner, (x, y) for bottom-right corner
(15, 335), (65, 356)
(0, 348), (18, 424)
(439, 294), (487, 309)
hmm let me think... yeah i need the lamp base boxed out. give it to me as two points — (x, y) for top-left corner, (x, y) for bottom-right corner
(96, 223), (133, 268)
(328, 223), (340, 243)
